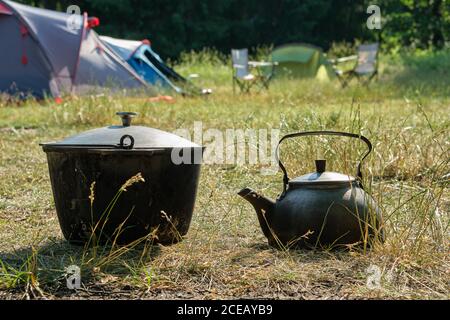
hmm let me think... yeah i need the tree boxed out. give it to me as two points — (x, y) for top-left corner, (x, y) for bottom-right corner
(16, 0), (449, 58)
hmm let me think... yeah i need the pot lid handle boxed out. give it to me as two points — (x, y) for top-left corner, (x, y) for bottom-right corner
(275, 131), (373, 193)
(116, 112), (138, 127)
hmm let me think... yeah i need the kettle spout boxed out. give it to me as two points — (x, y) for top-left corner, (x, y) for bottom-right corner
(238, 188), (276, 243)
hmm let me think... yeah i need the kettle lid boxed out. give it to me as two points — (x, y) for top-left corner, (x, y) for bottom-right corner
(289, 159), (356, 186)
(289, 171), (355, 186)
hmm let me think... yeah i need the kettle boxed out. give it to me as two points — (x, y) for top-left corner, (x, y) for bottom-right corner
(238, 131), (385, 249)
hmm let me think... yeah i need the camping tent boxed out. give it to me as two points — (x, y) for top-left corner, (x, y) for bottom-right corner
(100, 36), (209, 96)
(100, 36), (181, 94)
(271, 43), (336, 81)
(0, 0), (151, 99)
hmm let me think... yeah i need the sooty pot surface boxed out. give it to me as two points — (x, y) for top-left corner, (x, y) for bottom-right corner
(41, 112), (203, 245)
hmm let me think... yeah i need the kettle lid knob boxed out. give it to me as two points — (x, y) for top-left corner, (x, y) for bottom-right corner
(315, 159), (326, 173)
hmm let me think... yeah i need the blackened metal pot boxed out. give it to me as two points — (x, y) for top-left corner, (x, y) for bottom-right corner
(41, 112), (203, 245)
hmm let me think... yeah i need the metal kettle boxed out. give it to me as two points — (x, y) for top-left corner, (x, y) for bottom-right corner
(238, 131), (385, 249)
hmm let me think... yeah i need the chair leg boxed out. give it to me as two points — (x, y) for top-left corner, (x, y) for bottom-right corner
(368, 71), (377, 85)
(255, 75), (272, 92)
(254, 79), (263, 93)
(242, 83), (248, 93)
(345, 72), (356, 88)
(235, 79), (262, 94)
(360, 72), (376, 87)
(337, 75), (348, 88)
(335, 72), (346, 88)
(240, 81), (250, 94)
(236, 80), (247, 94)
(262, 76), (271, 90)
(246, 81), (255, 94)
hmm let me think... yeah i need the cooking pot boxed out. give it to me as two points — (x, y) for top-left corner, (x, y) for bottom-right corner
(238, 131), (385, 249)
(41, 112), (203, 245)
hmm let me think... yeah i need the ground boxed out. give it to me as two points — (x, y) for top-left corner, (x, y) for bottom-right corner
(0, 50), (449, 300)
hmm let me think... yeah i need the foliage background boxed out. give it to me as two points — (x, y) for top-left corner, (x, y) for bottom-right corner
(15, 0), (450, 58)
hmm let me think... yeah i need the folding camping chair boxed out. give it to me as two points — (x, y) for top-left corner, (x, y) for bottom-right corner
(232, 49), (257, 93)
(231, 49), (276, 93)
(332, 43), (379, 88)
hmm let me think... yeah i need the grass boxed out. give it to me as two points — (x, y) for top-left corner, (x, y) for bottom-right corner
(0, 49), (449, 299)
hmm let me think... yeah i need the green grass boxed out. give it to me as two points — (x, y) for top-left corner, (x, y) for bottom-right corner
(0, 50), (449, 299)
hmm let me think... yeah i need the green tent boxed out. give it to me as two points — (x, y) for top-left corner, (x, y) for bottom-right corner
(271, 43), (336, 81)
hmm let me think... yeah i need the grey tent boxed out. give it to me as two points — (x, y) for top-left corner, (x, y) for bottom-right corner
(0, 0), (151, 99)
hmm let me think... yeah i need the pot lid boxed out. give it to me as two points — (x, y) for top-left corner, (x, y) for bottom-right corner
(41, 112), (200, 150)
(289, 159), (356, 186)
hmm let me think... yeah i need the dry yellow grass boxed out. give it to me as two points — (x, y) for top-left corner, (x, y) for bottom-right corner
(0, 50), (449, 299)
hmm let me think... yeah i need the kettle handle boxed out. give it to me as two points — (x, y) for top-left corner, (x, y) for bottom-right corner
(275, 131), (373, 191)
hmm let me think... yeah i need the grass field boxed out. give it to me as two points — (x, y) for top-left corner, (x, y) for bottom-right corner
(0, 50), (449, 299)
